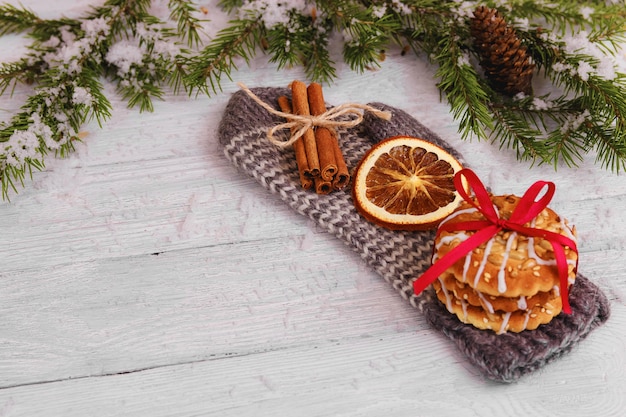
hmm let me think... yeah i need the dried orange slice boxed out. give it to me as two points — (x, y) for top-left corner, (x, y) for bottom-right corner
(352, 135), (466, 230)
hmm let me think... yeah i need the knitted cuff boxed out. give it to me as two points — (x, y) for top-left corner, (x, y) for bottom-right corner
(218, 87), (610, 383)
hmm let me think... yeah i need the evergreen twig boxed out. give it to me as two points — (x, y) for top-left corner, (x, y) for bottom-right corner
(185, 1), (626, 172)
(182, 15), (262, 95)
(0, 0), (189, 199)
(2, 0), (626, 200)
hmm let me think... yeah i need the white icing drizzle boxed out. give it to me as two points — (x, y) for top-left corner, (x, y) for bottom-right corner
(436, 232), (470, 249)
(431, 207), (579, 336)
(460, 299), (468, 320)
(497, 231), (517, 294)
(498, 312), (512, 334)
(438, 206), (490, 285)
(560, 217), (577, 241)
(434, 205), (579, 336)
(438, 207), (478, 227)
(527, 237), (556, 266)
(462, 252), (472, 283)
(473, 236), (495, 288)
(433, 232), (471, 262)
(527, 217), (577, 267)
(476, 290), (495, 314)
(521, 310), (531, 331)
(437, 277), (454, 313)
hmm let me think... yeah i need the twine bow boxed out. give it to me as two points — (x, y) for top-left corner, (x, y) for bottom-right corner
(413, 168), (578, 314)
(238, 82), (392, 148)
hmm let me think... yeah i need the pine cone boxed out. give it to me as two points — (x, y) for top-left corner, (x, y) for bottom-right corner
(470, 6), (534, 96)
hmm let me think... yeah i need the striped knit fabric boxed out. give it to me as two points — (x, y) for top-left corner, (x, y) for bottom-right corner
(217, 87), (610, 383)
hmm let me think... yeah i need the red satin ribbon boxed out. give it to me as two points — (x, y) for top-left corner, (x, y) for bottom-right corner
(413, 169), (578, 314)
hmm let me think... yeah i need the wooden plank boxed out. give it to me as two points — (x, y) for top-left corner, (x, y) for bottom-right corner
(0, 1), (625, 415)
(0, 232), (430, 388)
(0, 322), (624, 417)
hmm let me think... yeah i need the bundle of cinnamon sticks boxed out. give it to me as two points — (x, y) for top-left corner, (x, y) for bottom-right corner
(278, 81), (350, 194)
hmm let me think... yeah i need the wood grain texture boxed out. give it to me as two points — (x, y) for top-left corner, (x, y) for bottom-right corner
(1, 1), (625, 416)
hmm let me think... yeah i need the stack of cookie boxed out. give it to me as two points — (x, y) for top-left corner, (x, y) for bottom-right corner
(431, 194), (578, 334)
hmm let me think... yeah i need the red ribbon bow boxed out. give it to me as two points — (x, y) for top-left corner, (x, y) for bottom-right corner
(413, 169), (578, 314)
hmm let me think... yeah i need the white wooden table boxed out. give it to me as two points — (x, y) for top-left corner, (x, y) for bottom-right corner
(1, 2), (625, 416)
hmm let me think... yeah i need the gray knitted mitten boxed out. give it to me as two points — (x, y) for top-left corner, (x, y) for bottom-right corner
(218, 87), (610, 383)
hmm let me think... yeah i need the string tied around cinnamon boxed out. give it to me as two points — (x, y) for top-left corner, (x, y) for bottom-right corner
(238, 82), (392, 148)
(412, 168), (578, 314)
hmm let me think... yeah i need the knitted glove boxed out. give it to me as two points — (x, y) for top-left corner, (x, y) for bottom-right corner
(217, 87), (610, 383)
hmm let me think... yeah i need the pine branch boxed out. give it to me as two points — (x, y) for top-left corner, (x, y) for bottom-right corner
(305, 25), (336, 84)
(182, 15), (263, 95)
(0, 0), (186, 199)
(342, 12), (400, 72)
(0, 3), (81, 41)
(217, 0), (243, 13)
(589, 123), (626, 172)
(0, 4), (40, 35)
(3, 0), (626, 200)
(505, 0), (589, 33)
(0, 59), (36, 95)
(168, 0), (204, 47)
(488, 103), (549, 164)
(264, 8), (336, 83)
(433, 26), (493, 141)
(0, 69), (112, 199)
(391, 3), (447, 56)
(77, 0), (626, 177)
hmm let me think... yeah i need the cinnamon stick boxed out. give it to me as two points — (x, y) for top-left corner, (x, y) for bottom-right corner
(314, 177), (333, 195)
(331, 130), (350, 190)
(306, 83), (337, 182)
(289, 81), (320, 178)
(277, 95), (313, 190)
